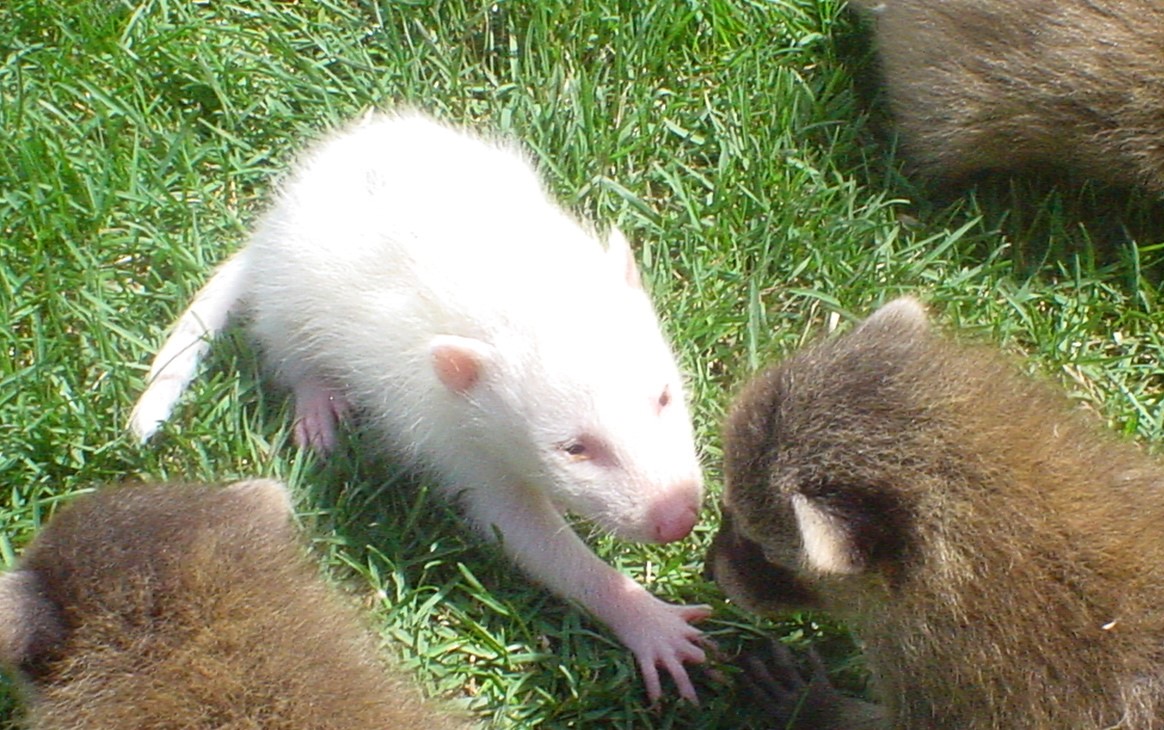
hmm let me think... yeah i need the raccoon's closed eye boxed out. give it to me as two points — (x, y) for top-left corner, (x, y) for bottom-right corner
(559, 436), (611, 464)
(658, 385), (672, 410)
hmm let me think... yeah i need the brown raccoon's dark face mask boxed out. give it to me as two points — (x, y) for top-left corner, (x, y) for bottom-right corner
(704, 508), (821, 615)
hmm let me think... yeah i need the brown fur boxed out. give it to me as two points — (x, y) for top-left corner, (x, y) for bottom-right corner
(851, 0), (1164, 193)
(708, 298), (1164, 728)
(0, 479), (473, 730)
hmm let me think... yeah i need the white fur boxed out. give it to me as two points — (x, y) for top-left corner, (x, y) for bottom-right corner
(130, 111), (707, 701)
(129, 250), (250, 440)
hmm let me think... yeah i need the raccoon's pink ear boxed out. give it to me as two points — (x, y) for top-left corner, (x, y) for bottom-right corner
(429, 335), (494, 395)
(606, 227), (642, 289)
(0, 571), (62, 667)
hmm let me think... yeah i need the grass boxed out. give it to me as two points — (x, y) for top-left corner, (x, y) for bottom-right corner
(0, 0), (1161, 727)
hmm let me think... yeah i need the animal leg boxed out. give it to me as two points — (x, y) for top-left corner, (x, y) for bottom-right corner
(461, 481), (710, 703)
(291, 379), (350, 453)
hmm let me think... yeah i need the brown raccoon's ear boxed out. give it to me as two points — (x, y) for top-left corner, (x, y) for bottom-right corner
(0, 571), (64, 668)
(856, 297), (930, 338)
(224, 479), (295, 532)
(792, 495), (865, 574)
(792, 487), (911, 576)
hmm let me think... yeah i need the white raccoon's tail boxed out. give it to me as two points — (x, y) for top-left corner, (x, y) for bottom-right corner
(129, 250), (251, 442)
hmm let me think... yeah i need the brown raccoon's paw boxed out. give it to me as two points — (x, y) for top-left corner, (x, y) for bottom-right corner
(738, 641), (864, 730)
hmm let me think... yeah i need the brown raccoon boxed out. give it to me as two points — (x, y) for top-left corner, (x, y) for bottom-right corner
(0, 479), (473, 730)
(708, 298), (1164, 728)
(851, 0), (1164, 194)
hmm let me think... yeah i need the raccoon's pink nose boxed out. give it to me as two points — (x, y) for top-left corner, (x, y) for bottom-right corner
(647, 485), (701, 543)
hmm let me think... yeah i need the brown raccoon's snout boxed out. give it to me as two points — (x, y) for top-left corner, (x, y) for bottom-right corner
(706, 508), (820, 613)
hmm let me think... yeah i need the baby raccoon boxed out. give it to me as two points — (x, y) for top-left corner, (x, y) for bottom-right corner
(0, 479), (473, 729)
(709, 298), (1164, 728)
(851, 0), (1164, 194)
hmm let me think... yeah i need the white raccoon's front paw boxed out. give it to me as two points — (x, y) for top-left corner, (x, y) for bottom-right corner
(597, 579), (711, 703)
